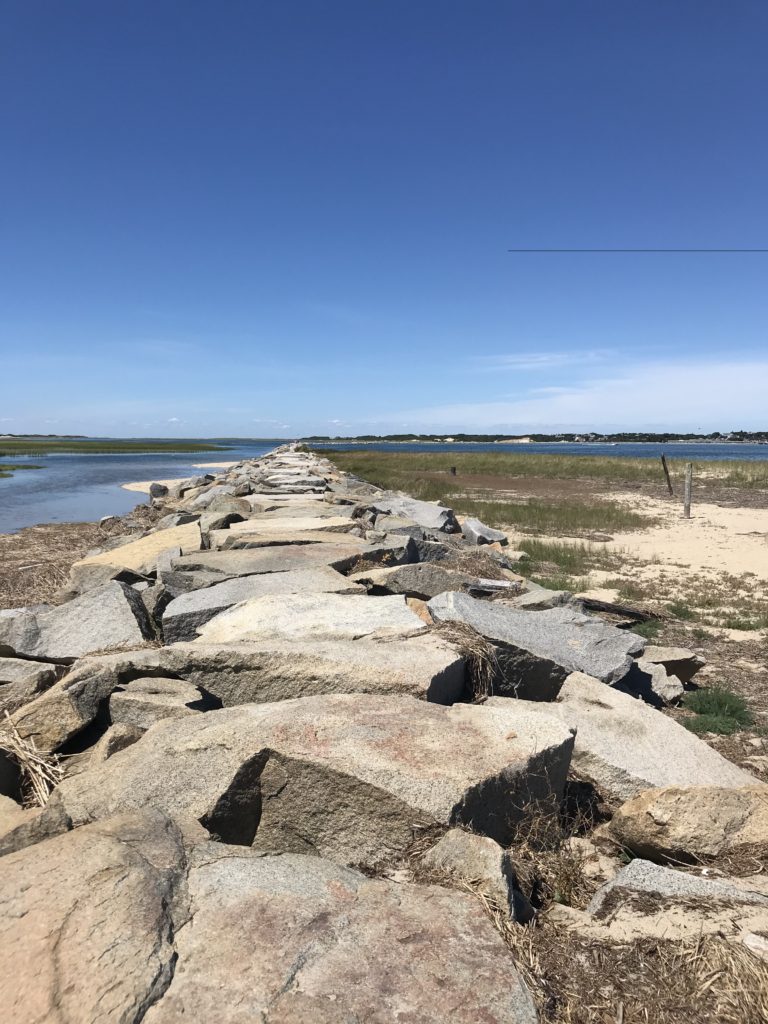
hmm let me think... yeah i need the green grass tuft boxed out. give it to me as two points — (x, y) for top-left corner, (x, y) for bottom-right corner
(632, 619), (663, 639)
(682, 686), (753, 735)
(666, 601), (698, 621)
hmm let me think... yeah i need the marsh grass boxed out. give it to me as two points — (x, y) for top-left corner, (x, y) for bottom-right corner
(319, 450), (653, 537)
(0, 439), (227, 456)
(605, 570), (768, 633)
(448, 496), (649, 535)
(666, 600), (699, 621)
(319, 448), (768, 489)
(0, 463), (43, 479)
(517, 539), (622, 576)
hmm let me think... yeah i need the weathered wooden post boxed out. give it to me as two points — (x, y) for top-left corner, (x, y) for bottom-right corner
(683, 462), (693, 518)
(449, 466), (457, 476)
(660, 454), (673, 496)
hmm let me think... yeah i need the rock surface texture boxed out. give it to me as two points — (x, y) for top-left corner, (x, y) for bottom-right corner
(490, 672), (756, 801)
(0, 811), (185, 1024)
(47, 694), (574, 864)
(2, 442), (766, 1020)
(605, 784), (768, 860)
(428, 591), (644, 697)
(144, 847), (538, 1024)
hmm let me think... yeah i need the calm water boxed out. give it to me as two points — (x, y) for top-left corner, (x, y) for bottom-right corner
(2, 439), (768, 534)
(0, 440), (276, 533)
(313, 441), (768, 461)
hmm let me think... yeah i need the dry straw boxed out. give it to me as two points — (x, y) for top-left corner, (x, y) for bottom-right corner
(431, 620), (499, 700)
(1, 711), (63, 807)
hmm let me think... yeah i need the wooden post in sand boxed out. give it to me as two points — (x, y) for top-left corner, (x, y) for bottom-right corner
(660, 454), (674, 496)
(683, 462), (693, 518)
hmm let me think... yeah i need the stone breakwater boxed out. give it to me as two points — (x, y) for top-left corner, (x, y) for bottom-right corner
(0, 444), (766, 1022)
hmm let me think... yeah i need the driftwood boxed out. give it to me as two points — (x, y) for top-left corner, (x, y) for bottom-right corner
(577, 596), (658, 622)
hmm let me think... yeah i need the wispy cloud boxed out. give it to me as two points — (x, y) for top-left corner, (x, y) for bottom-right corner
(370, 357), (768, 432)
(477, 349), (613, 372)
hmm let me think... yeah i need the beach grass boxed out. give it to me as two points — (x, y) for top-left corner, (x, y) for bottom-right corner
(0, 439), (229, 457)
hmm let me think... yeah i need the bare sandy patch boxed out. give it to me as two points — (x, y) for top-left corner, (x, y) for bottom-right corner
(608, 492), (768, 579)
(192, 461), (239, 469)
(505, 491), (768, 583)
(121, 478), (185, 494)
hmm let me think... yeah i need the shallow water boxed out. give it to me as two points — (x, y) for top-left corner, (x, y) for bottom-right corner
(2, 439), (767, 534)
(0, 441), (275, 533)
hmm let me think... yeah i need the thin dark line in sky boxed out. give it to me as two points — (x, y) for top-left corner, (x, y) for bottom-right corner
(507, 248), (768, 253)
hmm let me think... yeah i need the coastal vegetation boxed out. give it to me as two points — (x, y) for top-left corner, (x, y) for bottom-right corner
(315, 449), (768, 489)
(0, 439), (228, 456)
(320, 449), (768, 638)
(682, 686), (754, 735)
(0, 463), (42, 480)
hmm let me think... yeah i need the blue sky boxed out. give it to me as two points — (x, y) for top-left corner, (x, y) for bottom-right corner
(1, 1), (766, 437)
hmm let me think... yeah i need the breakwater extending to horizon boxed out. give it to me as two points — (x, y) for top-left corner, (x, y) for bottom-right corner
(1, 444), (765, 1020)
(2, 438), (768, 534)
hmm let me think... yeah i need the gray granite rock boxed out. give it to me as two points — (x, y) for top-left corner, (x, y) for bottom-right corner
(188, 485), (237, 510)
(428, 591), (643, 697)
(109, 676), (208, 730)
(372, 514), (425, 538)
(196, 592), (425, 643)
(488, 672), (757, 801)
(90, 722), (145, 764)
(349, 562), (478, 600)
(0, 811), (186, 1019)
(605, 784), (768, 861)
(56, 562), (152, 602)
(143, 847), (537, 1024)
(579, 858), (768, 945)
(198, 509), (245, 535)
(0, 581), (153, 662)
(47, 694), (574, 863)
(641, 645), (706, 684)
(618, 658), (684, 706)
(162, 566), (363, 642)
(170, 536), (410, 578)
(368, 493), (460, 533)
(0, 657), (62, 715)
(422, 828), (533, 921)
(590, 858), (768, 916)
(461, 517), (508, 546)
(509, 582), (571, 610)
(0, 792), (72, 858)
(10, 634), (467, 751)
